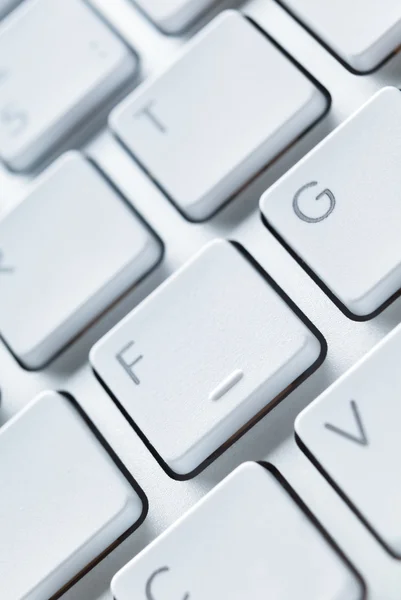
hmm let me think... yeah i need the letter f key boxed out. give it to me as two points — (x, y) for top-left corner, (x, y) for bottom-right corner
(116, 341), (143, 385)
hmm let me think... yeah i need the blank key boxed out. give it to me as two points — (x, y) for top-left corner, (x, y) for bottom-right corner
(0, 0), (138, 171)
(0, 391), (146, 600)
(0, 152), (161, 369)
(261, 87), (401, 319)
(112, 462), (364, 600)
(91, 240), (324, 477)
(110, 10), (327, 222)
(133, 0), (219, 33)
(280, 0), (401, 72)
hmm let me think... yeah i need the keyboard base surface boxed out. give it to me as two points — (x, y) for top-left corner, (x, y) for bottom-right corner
(1, 0), (401, 598)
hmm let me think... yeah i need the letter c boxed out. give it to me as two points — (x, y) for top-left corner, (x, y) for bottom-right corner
(293, 181), (336, 223)
(146, 566), (190, 600)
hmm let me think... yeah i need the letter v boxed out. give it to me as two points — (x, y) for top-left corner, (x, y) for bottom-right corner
(324, 400), (368, 446)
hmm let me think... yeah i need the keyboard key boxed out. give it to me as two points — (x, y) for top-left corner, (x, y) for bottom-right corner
(261, 87), (401, 320)
(0, 391), (146, 600)
(0, 0), (20, 19)
(133, 0), (218, 33)
(296, 323), (401, 557)
(279, 0), (401, 72)
(0, 0), (138, 171)
(0, 152), (161, 369)
(91, 240), (324, 477)
(110, 11), (327, 222)
(112, 462), (364, 600)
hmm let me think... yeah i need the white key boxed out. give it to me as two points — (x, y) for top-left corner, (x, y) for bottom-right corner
(280, 0), (401, 72)
(261, 87), (401, 319)
(91, 240), (323, 476)
(296, 323), (401, 557)
(0, 0), (138, 171)
(0, 152), (161, 369)
(110, 11), (327, 222)
(133, 0), (218, 33)
(0, 391), (146, 600)
(112, 462), (364, 600)
(0, 0), (20, 19)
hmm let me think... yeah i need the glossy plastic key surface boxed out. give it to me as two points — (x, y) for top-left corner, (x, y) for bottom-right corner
(261, 87), (401, 320)
(111, 10), (327, 221)
(0, 391), (146, 600)
(0, 152), (161, 369)
(133, 0), (219, 33)
(297, 322), (401, 557)
(0, 0), (138, 170)
(91, 239), (324, 477)
(279, 0), (401, 72)
(112, 462), (364, 600)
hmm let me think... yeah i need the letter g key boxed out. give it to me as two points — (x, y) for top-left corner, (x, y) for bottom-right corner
(293, 181), (336, 223)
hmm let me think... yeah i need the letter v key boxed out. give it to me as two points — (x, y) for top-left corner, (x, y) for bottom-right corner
(324, 400), (368, 446)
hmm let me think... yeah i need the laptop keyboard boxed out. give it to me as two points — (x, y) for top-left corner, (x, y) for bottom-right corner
(1, 0), (401, 599)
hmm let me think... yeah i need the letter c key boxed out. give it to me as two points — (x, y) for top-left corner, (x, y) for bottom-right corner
(146, 566), (190, 600)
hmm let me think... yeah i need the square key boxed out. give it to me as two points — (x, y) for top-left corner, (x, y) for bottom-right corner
(261, 87), (401, 320)
(0, 392), (146, 600)
(279, 0), (401, 73)
(0, 0), (137, 170)
(0, 152), (161, 369)
(110, 11), (327, 221)
(91, 240), (325, 477)
(296, 323), (401, 557)
(112, 463), (364, 600)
